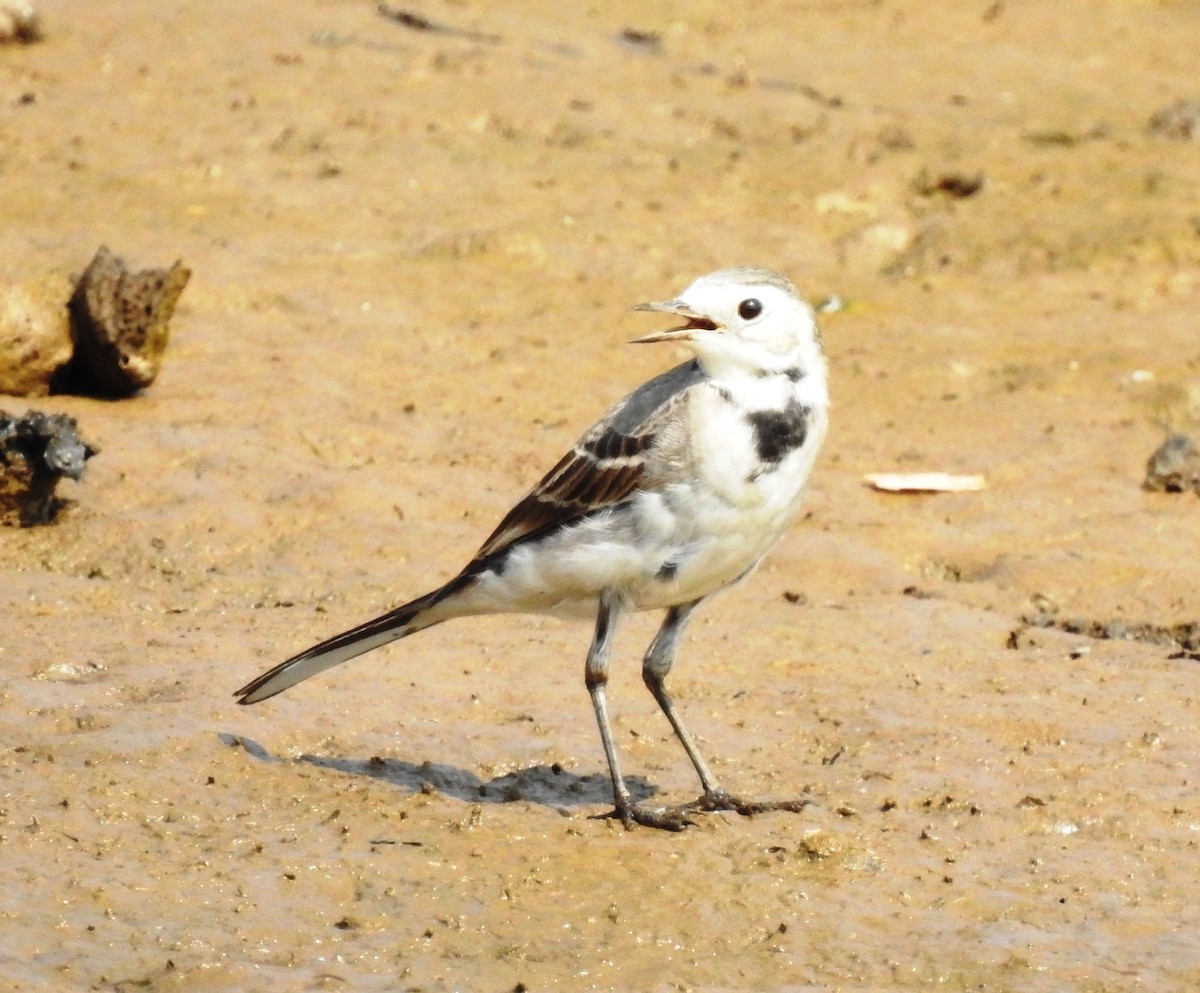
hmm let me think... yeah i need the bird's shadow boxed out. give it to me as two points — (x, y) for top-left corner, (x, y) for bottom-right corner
(219, 732), (658, 809)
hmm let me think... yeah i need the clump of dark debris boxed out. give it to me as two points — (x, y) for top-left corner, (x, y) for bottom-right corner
(1148, 99), (1200, 143)
(1019, 613), (1200, 656)
(913, 167), (985, 199)
(0, 409), (95, 526)
(1144, 433), (1200, 494)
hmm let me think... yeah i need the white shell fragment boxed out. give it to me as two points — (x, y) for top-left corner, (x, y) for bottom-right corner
(864, 472), (987, 493)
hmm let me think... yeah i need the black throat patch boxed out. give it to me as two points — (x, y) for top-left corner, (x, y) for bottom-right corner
(746, 400), (811, 465)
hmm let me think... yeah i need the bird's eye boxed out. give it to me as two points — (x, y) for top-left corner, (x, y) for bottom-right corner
(737, 298), (763, 320)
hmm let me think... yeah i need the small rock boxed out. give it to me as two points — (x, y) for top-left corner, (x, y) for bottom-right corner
(0, 409), (96, 526)
(0, 0), (40, 44)
(1148, 99), (1200, 143)
(618, 27), (661, 52)
(63, 246), (191, 397)
(0, 275), (73, 396)
(1143, 433), (1200, 494)
(914, 168), (985, 199)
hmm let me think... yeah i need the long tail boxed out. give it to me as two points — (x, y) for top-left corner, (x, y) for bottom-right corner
(234, 573), (475, 705)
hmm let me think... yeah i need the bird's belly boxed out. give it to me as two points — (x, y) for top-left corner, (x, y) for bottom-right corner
(630, 492), (791, 609)
(463, 503), (765, 618)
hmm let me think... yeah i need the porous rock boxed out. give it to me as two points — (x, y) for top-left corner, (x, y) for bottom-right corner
(64, 246), (190, 397)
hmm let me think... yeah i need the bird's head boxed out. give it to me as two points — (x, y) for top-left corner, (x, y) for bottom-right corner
(631, 268), (822, 380)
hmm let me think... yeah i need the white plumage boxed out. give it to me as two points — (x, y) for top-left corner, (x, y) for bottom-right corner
(237, 267), (829, 830)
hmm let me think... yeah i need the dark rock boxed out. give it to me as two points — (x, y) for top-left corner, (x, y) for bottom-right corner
(60, 246), (190, 397)
(0, 409), (95, 526)
(1143, 433), (1200, 494)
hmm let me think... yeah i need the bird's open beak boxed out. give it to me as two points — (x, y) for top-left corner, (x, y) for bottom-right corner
(629, 300), (721, 344)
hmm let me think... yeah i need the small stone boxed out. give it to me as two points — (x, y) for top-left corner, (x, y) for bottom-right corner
(0, 409), (96, 526)
(0, 275), (73, 396)
(63, 246), (190, 397)
(913, 168), (985, 199)
(0, 0), (41, 44)
(1148, 99), (1200, 143)
(1143, 433), (1200, 494)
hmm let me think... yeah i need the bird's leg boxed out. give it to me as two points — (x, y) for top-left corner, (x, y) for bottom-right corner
(586, 590), (694, 831)
(585, 591), (629, 814)
(643, 601), (812, 821)
(642, 600), (720, 793)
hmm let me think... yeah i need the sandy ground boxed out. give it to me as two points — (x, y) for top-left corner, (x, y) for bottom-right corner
(3, 1), (1200, 990)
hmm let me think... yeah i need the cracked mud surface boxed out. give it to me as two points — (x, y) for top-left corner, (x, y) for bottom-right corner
(2, 2), (1200, 990)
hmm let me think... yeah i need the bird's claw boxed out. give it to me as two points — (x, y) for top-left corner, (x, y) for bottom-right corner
(594, 802), (696, 832)
(681, 789), (813, 817)
(598, 790), (810, 831)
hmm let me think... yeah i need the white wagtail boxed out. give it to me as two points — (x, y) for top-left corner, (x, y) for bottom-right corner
(236, 267), (830, 830)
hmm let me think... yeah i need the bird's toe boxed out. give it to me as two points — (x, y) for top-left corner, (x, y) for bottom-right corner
(684, 789), (813, 818)
(593, 802), (697, 832)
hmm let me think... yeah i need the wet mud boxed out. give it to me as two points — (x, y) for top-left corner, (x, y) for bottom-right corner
(2, 2), (1200, 990)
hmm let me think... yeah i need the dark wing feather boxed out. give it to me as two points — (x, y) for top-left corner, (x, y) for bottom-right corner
(472, 359), (704, 561)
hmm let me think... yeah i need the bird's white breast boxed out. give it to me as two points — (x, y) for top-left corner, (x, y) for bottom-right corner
(633, 376), (828, 608)
(689, 376), (826, 512)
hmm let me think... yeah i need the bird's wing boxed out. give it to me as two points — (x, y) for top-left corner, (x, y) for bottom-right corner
(472, 359), (705, 561)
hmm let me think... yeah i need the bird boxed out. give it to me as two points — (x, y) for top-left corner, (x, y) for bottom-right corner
(235, 267), (830, 830)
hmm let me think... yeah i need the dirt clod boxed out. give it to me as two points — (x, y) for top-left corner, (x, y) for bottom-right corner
(1143, 433), (1200, 494)
(0, 409), (95, 525)
(1148, 99), (1200, 142)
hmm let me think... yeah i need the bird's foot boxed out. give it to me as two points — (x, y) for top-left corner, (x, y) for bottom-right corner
(594, 801), (697, 832)
(681, 788), (813, 818)
(597, 790), (811, 830)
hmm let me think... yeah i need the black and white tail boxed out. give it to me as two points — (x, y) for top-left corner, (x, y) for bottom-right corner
(234, 575), (473, 705)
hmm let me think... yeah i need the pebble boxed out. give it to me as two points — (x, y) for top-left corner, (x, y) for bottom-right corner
(0, 0), (40, 44)
(1143, 433), (1200, 494)
(0, 275), (73, 396)
(1148, 99), (1200, 142)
